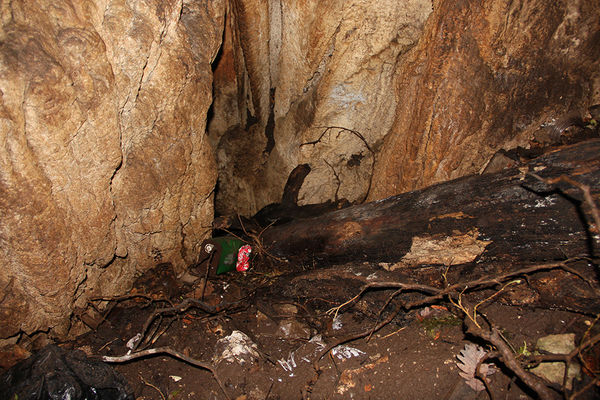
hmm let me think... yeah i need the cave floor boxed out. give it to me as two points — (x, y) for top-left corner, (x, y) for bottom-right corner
(70, 262), (599, 400)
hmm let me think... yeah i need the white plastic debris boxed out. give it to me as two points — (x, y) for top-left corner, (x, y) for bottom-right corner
(277, 335), (327, 375)
(309, 334), (326, 348)
(332, 314), (343, 331)
(278, 352), (297, 374)
(212, 330), (259, 365)
(126, 333), (142, 350)
(331, 345), (365, 360)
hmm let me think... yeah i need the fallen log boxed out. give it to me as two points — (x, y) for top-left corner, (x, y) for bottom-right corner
(259, 140), (600, 315)
(262, 140), (600, 268)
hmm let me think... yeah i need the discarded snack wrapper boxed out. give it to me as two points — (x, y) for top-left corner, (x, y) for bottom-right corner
(236, 245), (252, 272)
(196, 237), (246, 275)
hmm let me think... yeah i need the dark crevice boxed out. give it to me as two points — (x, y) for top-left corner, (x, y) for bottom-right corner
(263, 87), (276, 155)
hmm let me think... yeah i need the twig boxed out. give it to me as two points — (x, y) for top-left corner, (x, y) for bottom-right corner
(140, 314), (163, 349)
(475, 353), (496, 400)
(90, 294), (174, 308)
(568, 378), (600, 400)
(221, 217), (286, 264)
(464, 318), (559, 400)
(139, 374), (166, 400)
(132, 298), (243, 352)
(149, 318), (173, 346)
(495, 329), (519, 356)
(84, 294), (174, 333)
(98, 338), (118, 353)
(264, 380), (274, 400)
(449, 287), (474, 324)
(201, 251), (215, 301)
(379, 326), (406, 340)
(473, 280), (521, 317)
(326, 292), (364, 320)
(366, 287), (405, 339)
(450, 280), (521, 328)
(103, 346), (230, 400)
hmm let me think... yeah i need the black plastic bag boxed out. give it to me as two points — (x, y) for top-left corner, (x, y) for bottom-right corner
(0, 344), (133, 400)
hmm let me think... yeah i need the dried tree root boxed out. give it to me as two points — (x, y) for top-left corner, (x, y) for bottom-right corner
(132, 297), (245, 352)
(102, 346), (231, 400)
(463, 312), (559, 399)
(327, 259), (587, 319)
(139, 374), (166, 400)
(310, 258), (597, 399)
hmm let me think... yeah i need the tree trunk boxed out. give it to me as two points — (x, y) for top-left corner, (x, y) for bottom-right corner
(262, 140), (600, 268)
(260, 140), (600, 314)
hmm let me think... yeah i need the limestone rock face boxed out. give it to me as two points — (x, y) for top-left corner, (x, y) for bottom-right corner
(0, 0), (224, 339)
(211, 0), (433, 215)
(2, 0), (598, 342)
(213, 0), (599, 214)
(368, 0), (600, 199)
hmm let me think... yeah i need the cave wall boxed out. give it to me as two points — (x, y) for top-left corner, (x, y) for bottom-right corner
(369, 0), (600, 199)
(211, 0), (433, 215)
(0, 0), (224, 340)
(1, 0), (598, 343)
(212, 0), (599, 215)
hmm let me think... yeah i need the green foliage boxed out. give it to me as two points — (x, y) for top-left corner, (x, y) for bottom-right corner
(517, 341), (532, 357)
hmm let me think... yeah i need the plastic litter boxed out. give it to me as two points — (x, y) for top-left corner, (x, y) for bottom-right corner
(236, 244), (252, 272)
(196, 237), (251, 274)
(0, 344), (133, 400)
(212, 330), (259, 365)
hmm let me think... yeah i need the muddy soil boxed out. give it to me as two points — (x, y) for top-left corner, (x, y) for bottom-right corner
(52, 261), (598, 400)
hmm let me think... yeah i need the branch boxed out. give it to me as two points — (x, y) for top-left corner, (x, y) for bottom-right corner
(132, 298), (244, 351)
(102, 346), (230, 400)
(464, 319), (559, 400)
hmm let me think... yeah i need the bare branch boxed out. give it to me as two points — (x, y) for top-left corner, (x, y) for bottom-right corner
(102, 346), (230, 400)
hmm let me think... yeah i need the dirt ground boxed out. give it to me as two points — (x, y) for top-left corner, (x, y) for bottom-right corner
(58, 260), (600, 400)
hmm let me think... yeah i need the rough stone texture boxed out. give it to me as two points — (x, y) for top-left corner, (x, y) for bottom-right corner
(2, 0), (599, 343)
(212, 0), (599, 214)
(0, 0), (224, 340)
(368, 0), (600, 200)
(211, 0), (433, 215)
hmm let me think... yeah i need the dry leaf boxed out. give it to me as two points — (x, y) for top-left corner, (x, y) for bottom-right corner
(456, 343), (496, 391)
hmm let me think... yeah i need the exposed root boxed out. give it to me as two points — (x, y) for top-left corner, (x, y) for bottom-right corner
(103, 346), (230, 400)
(313, 258), (599, 399)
